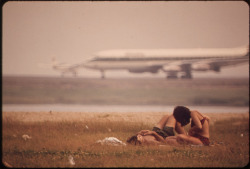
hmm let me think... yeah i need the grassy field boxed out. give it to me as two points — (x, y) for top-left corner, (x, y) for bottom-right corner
(2, 76), (249, 167)
(2, 111), (249, 168)
(2, 76), (249, 106)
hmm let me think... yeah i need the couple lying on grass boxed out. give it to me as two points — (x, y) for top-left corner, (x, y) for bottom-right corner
(127, 106), (210, 146)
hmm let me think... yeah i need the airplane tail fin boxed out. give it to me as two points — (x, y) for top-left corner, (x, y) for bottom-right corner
(38, 58), (55, 69)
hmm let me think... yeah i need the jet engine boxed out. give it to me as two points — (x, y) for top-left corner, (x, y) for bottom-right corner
(162, 65), (181, 72)
(191, 63), (210, 71)
(128, 67), (159, 73)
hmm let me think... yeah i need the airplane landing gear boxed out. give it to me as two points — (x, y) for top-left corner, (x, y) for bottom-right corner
(101, 70), (105, 79)
(165, 72), (178, 79)
(180, 72), (192, 79)
(166, 75), (178, 79)
(165, 71), (193, 79)
(180, 64), (192, 79)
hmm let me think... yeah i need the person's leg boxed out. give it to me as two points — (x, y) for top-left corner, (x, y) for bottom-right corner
(176, 134), (203, 145)
(165, 136), (177, 139)
(155, 115), (169, 129)
(165, 136), (181, 146)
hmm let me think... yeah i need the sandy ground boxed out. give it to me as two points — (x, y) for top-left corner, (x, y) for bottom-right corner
(3, 111), (249, 126)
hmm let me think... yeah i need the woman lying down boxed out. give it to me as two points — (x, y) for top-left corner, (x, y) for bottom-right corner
(127, 129), (170, 145)
(127, 106), (210, 146)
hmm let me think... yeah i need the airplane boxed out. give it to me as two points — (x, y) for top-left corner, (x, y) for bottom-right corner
(52, 45), (249, 79)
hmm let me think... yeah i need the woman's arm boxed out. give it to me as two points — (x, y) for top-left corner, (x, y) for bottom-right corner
(203, 115), (210, 123)
(188, 126), (201, 136)
(175, 121), (187, 135)
(142, 130), (166, 143)
(137, 130), (151, 135)
(190, 110), (203, 129)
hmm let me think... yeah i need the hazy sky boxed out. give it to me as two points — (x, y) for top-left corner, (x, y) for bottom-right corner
(2, 1), (249, 78)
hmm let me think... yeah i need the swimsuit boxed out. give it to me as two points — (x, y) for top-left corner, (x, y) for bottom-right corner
(152, 126), (175, 139)
(192, 133), (210, 146)
(191, 117), (210, 146)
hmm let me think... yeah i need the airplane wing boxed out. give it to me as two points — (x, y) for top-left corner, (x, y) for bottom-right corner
(161, 55), (249, 78)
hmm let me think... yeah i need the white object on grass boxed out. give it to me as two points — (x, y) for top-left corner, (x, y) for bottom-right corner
(68, 155), (75, 165)
(96, 137), (126, 146)
(22, 134), (32, 141)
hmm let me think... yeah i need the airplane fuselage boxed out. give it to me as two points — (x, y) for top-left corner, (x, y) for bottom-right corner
(84, 47), (249, 72)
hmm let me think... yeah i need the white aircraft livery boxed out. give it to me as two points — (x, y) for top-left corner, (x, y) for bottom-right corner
(52, 46), (249, 79)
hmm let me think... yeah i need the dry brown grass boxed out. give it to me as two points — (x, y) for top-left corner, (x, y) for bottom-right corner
(2, 111), (249, 167)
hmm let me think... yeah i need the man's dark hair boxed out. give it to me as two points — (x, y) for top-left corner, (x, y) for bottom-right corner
(126, 135), (141, 145)
(173, 106), (191, 126)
